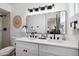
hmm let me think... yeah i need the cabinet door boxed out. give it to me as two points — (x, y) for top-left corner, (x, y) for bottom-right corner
(39, 45), (78, 56)
(16, 41), (38, 56)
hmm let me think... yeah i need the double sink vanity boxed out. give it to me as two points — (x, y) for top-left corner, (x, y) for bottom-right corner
(15, 11), (79, 56)
(15, 34), (78, 56)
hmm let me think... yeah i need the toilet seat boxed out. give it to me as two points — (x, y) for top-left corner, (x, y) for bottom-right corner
(0, 46), (15, 56)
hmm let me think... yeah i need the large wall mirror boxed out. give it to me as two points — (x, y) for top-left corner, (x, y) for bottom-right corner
(26, 11), (67, 34)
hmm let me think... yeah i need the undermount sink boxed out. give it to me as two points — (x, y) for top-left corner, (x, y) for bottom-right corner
(27, 37), (65, 43)
(28, 37), (36, 40)
(47, 39), (65, 43)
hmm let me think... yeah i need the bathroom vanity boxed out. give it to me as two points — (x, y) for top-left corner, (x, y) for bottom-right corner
(16, 37), (78, 56)
(15, 10), (79, 56)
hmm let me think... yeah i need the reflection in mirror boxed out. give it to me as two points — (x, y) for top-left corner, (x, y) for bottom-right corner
(26, 11), (66, 34)
(47, 15), (56, 34)
(60, 11), (66, 34)
(47, 11), (66, 34)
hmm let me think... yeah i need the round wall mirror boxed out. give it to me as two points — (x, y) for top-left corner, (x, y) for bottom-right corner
(13, 15), (22, 28)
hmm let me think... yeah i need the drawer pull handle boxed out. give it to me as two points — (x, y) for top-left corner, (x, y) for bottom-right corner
(23, 49), (27, 52)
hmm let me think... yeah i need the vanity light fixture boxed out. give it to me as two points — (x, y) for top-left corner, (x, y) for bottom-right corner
(46, 5), (52, 9)
(33, 8), (39, 12)
(28, 3), (55, 13)
(39, 6), (46, 11)
(28, 8), (33, 13)
(46, 4), (55, 10)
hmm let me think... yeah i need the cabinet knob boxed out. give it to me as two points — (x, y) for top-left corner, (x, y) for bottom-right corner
(23, 49), (27, 52)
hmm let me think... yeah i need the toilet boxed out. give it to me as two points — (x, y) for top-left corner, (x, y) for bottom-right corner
(0, 46), (15, 56)
(0, 37), (16, 56)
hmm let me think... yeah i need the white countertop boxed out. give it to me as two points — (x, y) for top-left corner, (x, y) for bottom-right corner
(15, 37), (79, 49)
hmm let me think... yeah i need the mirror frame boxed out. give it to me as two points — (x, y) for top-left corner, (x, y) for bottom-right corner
(26, 10), (67, 35)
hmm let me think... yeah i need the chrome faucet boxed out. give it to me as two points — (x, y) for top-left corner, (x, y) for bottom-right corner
(53, 27), (56, 39)
(30, 32), (34, 38)
(53, 34), (55, 39)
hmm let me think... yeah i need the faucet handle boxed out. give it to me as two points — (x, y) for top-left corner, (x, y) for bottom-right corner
(57, 37), (59, 40)
(53, 34), (55, 39)
(50, 36), (52, 39)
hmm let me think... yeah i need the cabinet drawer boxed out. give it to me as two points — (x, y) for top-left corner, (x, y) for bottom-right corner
(16, 46), (38, 56)
(16, 41), (38, 56)
(16, 46), (29, 56)
(39, 45), (78, 56)
(16, 41), (37, 48)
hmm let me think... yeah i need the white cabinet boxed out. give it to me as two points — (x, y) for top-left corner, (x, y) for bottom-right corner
(16, 41), (38, 56)
(39, 44), (78, 56)
(16, 40), (78, 56)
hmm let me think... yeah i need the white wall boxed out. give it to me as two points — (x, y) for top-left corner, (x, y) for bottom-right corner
(67, 3), (79, 41)
(75, 3), (79, 14)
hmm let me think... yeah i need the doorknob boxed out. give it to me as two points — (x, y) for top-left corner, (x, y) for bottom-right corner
(3, 28), (7, 31)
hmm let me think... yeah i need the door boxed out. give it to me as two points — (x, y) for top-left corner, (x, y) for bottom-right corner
(0, 15), (10, 49)
(2, 15), (10, 48)
(0, 17), (2, 49)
